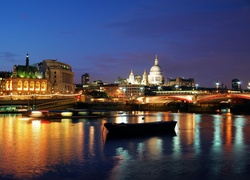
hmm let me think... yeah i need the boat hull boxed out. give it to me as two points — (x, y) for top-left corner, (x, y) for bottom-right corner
(104, 121), (177, 136)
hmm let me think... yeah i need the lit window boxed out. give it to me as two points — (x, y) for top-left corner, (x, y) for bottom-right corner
(24, 81), (28, 91)
(30, 81), (34, 91)
(17, 80), (22, 90)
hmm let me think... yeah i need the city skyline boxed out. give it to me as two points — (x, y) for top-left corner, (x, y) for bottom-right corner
(0, 0), (250, 88)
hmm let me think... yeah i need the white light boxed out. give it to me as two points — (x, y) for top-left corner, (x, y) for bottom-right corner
(30, 111), (43, 117)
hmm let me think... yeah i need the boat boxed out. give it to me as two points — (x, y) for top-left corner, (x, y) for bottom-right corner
(104, 120), (177, 136)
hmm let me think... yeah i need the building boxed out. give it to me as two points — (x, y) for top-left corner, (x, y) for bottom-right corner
(148, 55), (164, 85)
(100, 84), (120, 98)
(167, 77), (195, 89)
(232, 79), (241, 91)
(247, 82), (250, 90)
(118, 84), (145, 99)
(82, 73), (89, 85)
(125, 55), (164, 86)
(3, 54), (50, 99)
(116, 55), (165, 99)
(141, 69), (148, 85)
(39, 59), (75, 94)
(0, 71), (12, 97)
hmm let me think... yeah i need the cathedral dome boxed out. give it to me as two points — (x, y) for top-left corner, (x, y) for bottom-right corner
(150, 64), (162, 73)
(148, 55), (164, 85)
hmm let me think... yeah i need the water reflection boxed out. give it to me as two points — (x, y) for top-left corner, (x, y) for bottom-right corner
(1, 112), (250, 179)
(0, 114), (108, 179)
(212, 114), (222, 153)
(104, 134), (176, 179)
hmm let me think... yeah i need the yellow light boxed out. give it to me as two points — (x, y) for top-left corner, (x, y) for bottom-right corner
(61, 112), (73, 116)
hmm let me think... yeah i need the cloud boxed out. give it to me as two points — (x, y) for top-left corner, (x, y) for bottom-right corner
(0, 52), (19, 63)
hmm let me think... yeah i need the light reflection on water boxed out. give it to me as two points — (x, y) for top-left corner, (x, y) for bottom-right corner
(1, 112), (250, 179)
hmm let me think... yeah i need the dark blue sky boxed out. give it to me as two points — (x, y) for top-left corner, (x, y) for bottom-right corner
(0, 0), (250, 88)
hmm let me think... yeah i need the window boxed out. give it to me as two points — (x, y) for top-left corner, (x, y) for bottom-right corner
(41, 82), (46, 91)
(24, 81), (28, 91)
(30, 81), (34, 91)
(17, 80), (22, 90)
(36, 82), (40, 91)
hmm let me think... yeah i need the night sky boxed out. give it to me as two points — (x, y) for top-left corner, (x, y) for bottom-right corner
(0, 0), (250, 88)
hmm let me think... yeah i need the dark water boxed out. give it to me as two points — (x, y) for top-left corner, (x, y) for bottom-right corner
(1, 111), (250, 180)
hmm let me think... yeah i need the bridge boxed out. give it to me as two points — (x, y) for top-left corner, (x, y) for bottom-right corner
(137, 92), (250, 104)
(2, 92), (250, 112)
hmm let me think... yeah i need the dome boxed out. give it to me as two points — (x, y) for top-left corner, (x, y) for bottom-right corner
(150, 65), (162, 73)
(148, 55), (164, 85)
(149, 55), (162, 74)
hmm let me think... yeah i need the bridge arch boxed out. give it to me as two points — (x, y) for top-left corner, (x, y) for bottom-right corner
(197, 94), (250, 103)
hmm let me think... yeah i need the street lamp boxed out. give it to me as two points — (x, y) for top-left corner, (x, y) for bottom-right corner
(215, 82), (220, 89)
(175, 85), (179, 91)
(237, 81), (241, 90)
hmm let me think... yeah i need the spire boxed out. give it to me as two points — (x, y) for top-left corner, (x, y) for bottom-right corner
(127, 70), (135, 84)
(26, 53), (29, 68)
(154, 55), (158, 65)
(141, 69), (148, 85)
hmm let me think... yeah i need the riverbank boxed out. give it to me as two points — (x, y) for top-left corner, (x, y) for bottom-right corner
(1, 101), (250, 115)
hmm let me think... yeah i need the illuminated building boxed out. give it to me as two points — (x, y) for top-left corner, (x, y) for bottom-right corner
(119, 55), (164, 98)
(4, 54), (50, 98)
(118, 84), (145, 99)
(141, 69), (148, 85)
(39, 59), (74, 94)
(0, 71), (12, 96)
(1, 54), (75, 98)
(167, 77), (195, 89)
(127, 70), (136, 84)
(247, 82), (250, 90)
(148, 55), (164, 85)
(126, 55), (164, 85)
(100, 84), (120, 98)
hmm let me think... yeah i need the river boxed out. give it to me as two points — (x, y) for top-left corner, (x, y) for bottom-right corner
(0, 111), (250, 179)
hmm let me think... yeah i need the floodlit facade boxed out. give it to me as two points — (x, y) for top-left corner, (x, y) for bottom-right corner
(118, 84), (145, 99)
(40, 59), (75, 94)
(148, 55), (164, 85)
(167, 77), (195, 88)
(3, 54), (50, 99)
(0, 54), (75, 99)
(126, 55), (164, 85)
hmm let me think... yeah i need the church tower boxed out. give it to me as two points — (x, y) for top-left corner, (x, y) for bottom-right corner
(127, 70), (135, 84)
(26, 53), (29, 69)
(141, 69), (148, 85)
